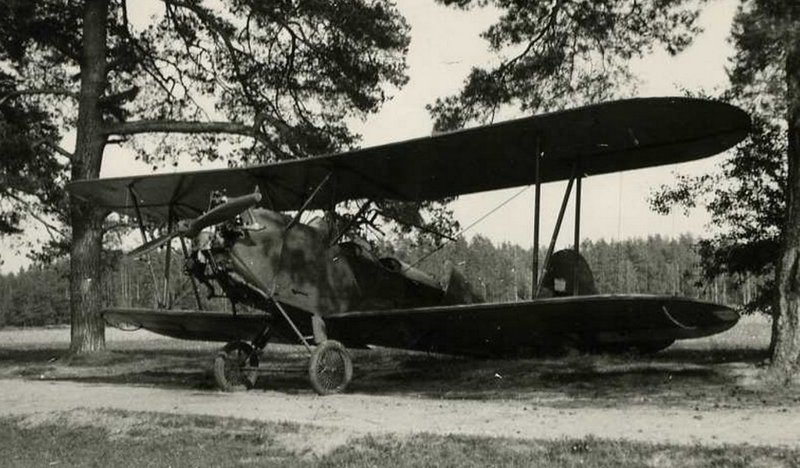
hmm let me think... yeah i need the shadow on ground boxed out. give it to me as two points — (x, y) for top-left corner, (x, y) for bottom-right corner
(2, 318), (797, 409)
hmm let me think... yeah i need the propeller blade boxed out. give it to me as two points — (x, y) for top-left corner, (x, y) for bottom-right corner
(126, 192), (261, 258)
(127, 231), (178, 258)
(187, 192), (262, 236)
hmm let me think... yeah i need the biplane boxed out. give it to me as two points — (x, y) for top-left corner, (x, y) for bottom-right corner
(68, 97), (750, 395)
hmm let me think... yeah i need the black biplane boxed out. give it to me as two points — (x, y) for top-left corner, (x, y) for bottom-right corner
(68, 97), (750, 395)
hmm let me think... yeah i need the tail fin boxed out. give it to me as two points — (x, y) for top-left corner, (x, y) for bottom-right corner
(538, 249), (598, 297)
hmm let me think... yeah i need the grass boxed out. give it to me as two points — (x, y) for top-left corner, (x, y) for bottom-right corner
(1, 315), (797, 409)
(1, 410), (303, 467)
(2, 409), (799, 468)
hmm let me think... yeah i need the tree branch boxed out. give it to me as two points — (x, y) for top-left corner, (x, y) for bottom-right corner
(496, 0), (563, 76)
(2, 191), (67, 240)
(106, 120), (270, 145)
(32, 138), (74, 160)
(102, 219), (137, 236)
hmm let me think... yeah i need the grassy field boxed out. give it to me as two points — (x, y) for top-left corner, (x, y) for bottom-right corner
(0, 315), (794, 409)
(2, 317), (799, 466)
(2, 408), (799, 467)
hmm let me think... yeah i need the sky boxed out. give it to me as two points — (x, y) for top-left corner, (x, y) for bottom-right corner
(357, 0), (739, 248)
(0, 0), (739, 273)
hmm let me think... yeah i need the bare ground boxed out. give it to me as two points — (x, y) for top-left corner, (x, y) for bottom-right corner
(2, 316), (799, 449)
(1, 377), (799, 449)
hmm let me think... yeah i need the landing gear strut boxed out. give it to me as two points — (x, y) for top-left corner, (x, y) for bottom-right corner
(212, 310), (354, 395)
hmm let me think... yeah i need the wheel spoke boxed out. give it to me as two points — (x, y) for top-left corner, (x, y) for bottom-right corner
(214, 341), (257, 392)
(309, 341), (352, 395)
(317, 350), (344, 388)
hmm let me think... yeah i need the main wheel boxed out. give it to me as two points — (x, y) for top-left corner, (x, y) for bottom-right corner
(308, 340), (353, 395)
(213, 341), (258, 392)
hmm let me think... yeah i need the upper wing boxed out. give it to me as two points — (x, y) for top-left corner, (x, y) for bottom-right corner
(325, 295), (739, 355)
(68, 97), (750, 222)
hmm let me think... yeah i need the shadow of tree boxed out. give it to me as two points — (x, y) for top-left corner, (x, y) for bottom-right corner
(2, 339), (794, 408)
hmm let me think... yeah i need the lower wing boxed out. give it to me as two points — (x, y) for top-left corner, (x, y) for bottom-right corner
(103, 308), (270, 343)
(325, 294), (739, 356)
(102, 295), (738, 356)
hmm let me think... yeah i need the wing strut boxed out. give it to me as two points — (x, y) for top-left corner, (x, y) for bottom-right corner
(162, 206), (174, 307)
(536, 163), (577, 297)
(178, 236), (204, 310)
(573, 162), (582, 295)
(128, 185), (162, 308)
(531, 138), (542, 295)
(269, 173), (334, 355)
(285, 172), (332, 232)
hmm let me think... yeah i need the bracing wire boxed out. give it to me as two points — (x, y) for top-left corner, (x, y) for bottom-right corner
(410, 185), (532, 268)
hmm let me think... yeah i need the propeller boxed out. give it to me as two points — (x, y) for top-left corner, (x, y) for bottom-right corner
(128, 192), (262, 258)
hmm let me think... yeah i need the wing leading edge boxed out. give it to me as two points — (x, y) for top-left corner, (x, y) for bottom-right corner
(69, 97), (750, 222)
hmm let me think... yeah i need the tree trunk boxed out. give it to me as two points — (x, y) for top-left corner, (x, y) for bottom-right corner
(771, 41), (800, 381)
(69, 0), (108, 354)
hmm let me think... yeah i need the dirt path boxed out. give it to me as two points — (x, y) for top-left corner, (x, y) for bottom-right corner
(1, 378), (798, 447)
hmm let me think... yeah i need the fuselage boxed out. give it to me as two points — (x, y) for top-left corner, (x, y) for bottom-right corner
(180, 207), (738, 356)
(197, 208), (450, 317)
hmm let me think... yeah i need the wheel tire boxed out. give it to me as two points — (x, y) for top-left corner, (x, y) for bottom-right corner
(213, 341), (258, 392)
(308, 340), (353, 395)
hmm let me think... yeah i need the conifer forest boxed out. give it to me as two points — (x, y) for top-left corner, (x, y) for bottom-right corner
(0, 234), (763, 328)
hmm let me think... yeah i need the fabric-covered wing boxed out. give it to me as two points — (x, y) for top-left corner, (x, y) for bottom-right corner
(103, 309), (270, 342)
(325, 295), (739, 356)
(68, 97), (749, 222)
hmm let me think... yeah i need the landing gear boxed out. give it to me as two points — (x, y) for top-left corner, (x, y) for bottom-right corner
(308, 340), (353, 395)
(213, 341), (259, 392)
(212, 306), (353, 395)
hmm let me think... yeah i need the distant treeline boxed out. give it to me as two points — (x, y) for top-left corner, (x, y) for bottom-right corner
(0, 234), (763, 327)
(0, 264), (70, 327)
(382, 234), (763, 306)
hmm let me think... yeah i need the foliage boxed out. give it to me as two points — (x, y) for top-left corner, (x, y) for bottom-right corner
(112, 0), (412, 163)
(0, 0), (412, 257)
(0, 70), (66, 250)
(649, 2), (799, 318)
(650, 112), (786, 313)
(428, 0), (703, 131)
(0, 264), (70, 327)
(728, 0), (797, 118)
